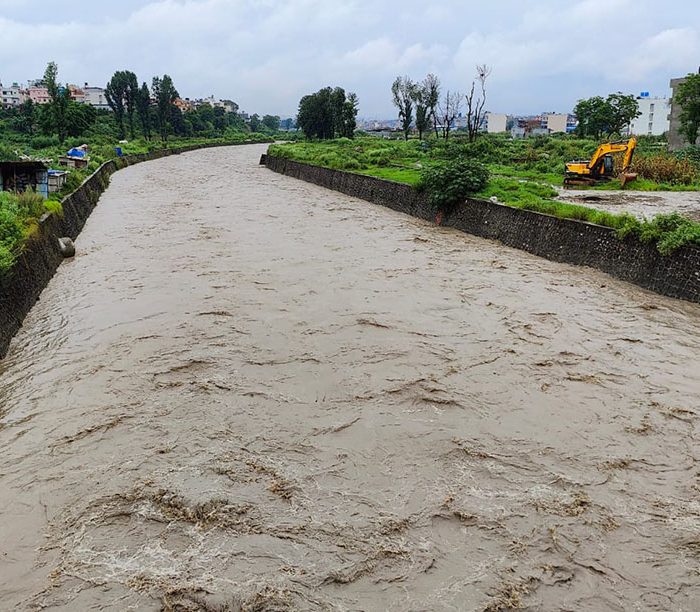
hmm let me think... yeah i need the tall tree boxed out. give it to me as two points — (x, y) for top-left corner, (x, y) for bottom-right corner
(124, 71), (140, 139)
(136, 82), (152, 140)
(391, 76), (415, 141)
(423, 73), (441, 138)
(437, 90), (461, 140)
(44, 61), (69, 143)
(465, 64), (491, 142)
(152, 75), (179, 142)
(674, 73), (700, 146)
(296, 86), (358, 140)
(105, 71), (130, 139)
(411, 75), (437, 140)
(341, 92), (359, 138)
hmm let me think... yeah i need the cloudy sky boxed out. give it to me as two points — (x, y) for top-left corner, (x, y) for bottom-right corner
(1, 0), (698, 118)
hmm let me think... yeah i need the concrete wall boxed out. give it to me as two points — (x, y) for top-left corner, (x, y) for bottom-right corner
(0, 141), (269, 359)
(262, 155), (700, 305)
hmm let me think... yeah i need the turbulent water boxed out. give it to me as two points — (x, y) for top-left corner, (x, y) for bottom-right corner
(1, 144), (699, 611)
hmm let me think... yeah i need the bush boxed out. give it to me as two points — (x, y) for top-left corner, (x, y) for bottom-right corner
(632, 154), (697, 184)
(419, 159), (490, 214)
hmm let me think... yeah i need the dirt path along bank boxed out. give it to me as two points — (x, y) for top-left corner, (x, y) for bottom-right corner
(0, 144), (699, 610)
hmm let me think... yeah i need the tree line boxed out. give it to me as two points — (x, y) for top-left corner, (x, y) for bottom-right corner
(390, 66), (491, 142)
(0, 62), (282, 145)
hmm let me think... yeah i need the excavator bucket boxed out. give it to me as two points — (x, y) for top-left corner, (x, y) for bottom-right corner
(619, 172), (638, 189)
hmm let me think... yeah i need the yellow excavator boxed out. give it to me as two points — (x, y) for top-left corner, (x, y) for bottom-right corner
(564, 138), (637, 188)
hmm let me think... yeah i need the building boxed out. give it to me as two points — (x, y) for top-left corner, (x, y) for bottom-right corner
(27, 82), (50, 105)
(545, 113), (568, 133)
(628, 92), (670, 136)
(67, 85), (85, 103)
(1, 81), (26, 107)
(0, 161), (49, 198)
(174, 98), (193, 112)
(669, 73), (700, 150)
(82, 84), (110, 110)
(486, 113), (507, 133)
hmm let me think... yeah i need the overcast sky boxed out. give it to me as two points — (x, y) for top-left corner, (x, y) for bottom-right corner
(1, 0), (698, 118)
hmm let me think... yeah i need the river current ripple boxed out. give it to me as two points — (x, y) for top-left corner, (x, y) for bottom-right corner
(1, 144), (699, 610)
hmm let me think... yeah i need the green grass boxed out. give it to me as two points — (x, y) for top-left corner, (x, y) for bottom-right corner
(267, 136), (700, 254)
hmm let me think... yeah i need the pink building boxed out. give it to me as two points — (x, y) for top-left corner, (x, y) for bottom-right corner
(27, 85), (50, 105)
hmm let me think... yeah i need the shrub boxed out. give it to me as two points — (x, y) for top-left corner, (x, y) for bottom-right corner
(632, 155), (697, 184)
(419, 159), (490, 214)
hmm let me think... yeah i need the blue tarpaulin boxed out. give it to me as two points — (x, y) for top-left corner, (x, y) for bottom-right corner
(67, 148), (86, 158)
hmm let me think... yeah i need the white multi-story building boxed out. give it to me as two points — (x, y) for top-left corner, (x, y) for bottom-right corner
(1, 81), (26, 107)
(629, 93), (670, 136)
(82, 84), (110, 110)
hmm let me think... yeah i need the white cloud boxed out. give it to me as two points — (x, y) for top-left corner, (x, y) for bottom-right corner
(0, 0), (698, 116)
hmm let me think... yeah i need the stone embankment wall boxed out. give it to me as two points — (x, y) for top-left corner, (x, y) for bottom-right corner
(0, 143), (264, 359)
(262, 155), (700, 304)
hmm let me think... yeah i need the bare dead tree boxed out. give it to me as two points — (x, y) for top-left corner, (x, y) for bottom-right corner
(437, 90), (462, 140)
(465, 64), (491, 142)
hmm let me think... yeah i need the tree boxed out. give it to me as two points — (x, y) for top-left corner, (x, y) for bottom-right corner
(296, 86), (358, 139)
(136, 82), (152, 140)
(152, 75), (179, 142)
(16, 99), (35, 135)
(341, 92), (359, 138)
(423, 73), (441, 139)
(262, 114), (281, 131)
(64, 101), (97, 137)
(675, 73), (700, 146)
(249, 114), (262, 132)
(43, 61), (69, 143)
(437, 90), (461, 140)
(105, 71), (131, 139)
(124, 71), (139, 139)
(465, 64), (491, 142)
(391, 76), (415, 140)
(411, 75), (438, 140)
(575, 92), (639, 138)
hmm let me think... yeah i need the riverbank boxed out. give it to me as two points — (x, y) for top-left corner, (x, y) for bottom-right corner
(0, 140), (270, 358)
(262, 154), (700, 304)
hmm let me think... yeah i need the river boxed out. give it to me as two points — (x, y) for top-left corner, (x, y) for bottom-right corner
(1, 144), (699, 610)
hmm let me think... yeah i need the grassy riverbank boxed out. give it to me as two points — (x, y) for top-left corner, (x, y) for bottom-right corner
(267, 136), (700, 254)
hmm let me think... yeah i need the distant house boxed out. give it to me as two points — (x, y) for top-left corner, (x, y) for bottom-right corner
(82, 84), (110, 110)
(0, 81), (26, 107)
(0, 161), (49, 199)
(486, 113), (508, 133)
(174, 97), (193, 112)
(545, 113), (568, 133)
(27, 80), (50, 105)
(628, 92), (670, 137)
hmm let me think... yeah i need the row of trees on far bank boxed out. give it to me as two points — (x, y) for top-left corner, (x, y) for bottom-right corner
(0, 62), (282, 145)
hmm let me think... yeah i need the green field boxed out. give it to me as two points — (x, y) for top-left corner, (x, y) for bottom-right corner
(267, 135), (700, 254)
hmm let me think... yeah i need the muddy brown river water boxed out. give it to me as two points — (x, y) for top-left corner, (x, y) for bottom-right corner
(1, 144), (699, 611)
